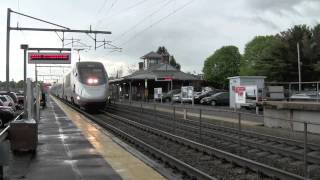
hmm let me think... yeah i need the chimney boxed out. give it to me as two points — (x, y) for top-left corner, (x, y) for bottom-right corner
(138, 62), (144, 70)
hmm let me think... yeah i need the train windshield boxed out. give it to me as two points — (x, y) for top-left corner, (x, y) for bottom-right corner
(78, 63), (107, 85)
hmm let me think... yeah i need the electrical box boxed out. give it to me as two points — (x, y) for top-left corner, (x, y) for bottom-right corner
(0, 140), (10, 165)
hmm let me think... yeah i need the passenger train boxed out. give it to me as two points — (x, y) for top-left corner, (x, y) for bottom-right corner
(51, 61), (109, 109)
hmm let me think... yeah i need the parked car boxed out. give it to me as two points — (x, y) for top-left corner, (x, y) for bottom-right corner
(0, 91), (19, 109)
(0, 95), (13, 107)
(0, 91), (18, 103)
(200, 92), (229, 106)
(194, 90), (225, 104)
(289, 93), (320, 101)
(172, 93), (181, 102)
(162, 89), (181, 102)
(0, 105), (15, 127)
(15, 92), (24, 105)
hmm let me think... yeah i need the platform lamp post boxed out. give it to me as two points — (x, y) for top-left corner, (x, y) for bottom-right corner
(21, 44), (28, 117)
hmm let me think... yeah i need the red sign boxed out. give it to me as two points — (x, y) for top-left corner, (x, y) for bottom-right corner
(156, 76), (173, 81)
(235, 86), (245, 93)
(235, 86), (246, 96)
(28, 52), (71, 64)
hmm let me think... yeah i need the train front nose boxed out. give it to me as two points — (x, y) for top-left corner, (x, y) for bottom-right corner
(81, 85), (107, 100)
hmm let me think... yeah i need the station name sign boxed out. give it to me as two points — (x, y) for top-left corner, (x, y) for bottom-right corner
(155, 76), (173, 81)
(28, 52), (71, 64)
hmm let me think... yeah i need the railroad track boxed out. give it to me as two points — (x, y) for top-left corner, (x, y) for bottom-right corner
(105, 103), (320, 179)
(56, 97), (308, 180)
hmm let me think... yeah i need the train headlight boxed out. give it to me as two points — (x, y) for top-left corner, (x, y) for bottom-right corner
(87, 78), (98, 84)
(76, 96), (80, 100)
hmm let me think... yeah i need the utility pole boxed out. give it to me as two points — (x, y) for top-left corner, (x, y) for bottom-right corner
(297, 42), (302, 92)
(6, 8), (11, 91)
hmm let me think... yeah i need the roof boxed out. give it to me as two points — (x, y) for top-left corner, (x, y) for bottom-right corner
(140, 51), (162, 59)
(227, 76), (266, 79)
(112, 64), (199, 82)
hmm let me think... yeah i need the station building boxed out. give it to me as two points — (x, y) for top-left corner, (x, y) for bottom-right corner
(109, 51), (201, 101)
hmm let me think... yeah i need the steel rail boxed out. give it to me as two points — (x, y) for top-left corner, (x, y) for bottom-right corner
(111, 103), (320, 150)
(56, 97), (309, 180)
(106, 104), (320, 166)
(102, 111), (308, 180)
(61, 99), (216, 180)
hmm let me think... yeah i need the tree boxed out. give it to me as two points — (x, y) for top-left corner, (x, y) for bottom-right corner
(16, 80), (24, 90)
(277, 24), (314, 82)
(170, 56), (181, 70)
(241, 25), (320, 82)
(127, 64), (137, 74)
(203, 46), (241, 88)
(156, 46), (169, 55)
(310, 24), (320, 78)
(240, 35), (280, 76)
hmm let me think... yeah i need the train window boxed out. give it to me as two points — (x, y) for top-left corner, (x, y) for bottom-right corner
(78, 67), (106, 85)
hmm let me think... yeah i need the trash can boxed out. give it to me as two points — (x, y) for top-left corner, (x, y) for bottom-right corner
(9, 119), (37, 152)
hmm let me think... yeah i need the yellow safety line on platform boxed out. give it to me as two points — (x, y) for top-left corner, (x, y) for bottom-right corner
(52, 97), (166, 180)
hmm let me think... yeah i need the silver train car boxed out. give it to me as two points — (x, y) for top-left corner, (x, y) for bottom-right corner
(51, 61), (109, 109)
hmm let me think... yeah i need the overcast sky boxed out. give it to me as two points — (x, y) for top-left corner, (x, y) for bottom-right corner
(0, 0), (319, 82)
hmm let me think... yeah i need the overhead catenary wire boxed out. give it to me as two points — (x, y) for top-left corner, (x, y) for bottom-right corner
(95, 0), (194, 60)
(97, 0), (109, 15)
(118, 0), (195, 47)
(95, 0), (119, 28)
(112, 0), (173, 42)
(119, 0), (150, 13)
(99, 0), (151, 28)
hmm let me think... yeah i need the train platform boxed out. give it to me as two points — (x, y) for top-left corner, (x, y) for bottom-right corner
(5, 97), (165, 180)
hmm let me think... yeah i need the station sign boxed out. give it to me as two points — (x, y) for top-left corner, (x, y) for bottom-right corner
(235, 86), (246, 104)
(154, 88), (162, 99)
(155, 76), (172, 81)
(181, 86), (194, 99)
(28, 52), (71, 64)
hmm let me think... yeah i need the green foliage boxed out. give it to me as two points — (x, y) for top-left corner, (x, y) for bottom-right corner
(203, 46), (241, 88)
(240, 24), (320, 82)
(156, 46), (169, 55)
(170, 56), (181, 70)
(0, 80), (25, 91)
(240, 35), (280, 76)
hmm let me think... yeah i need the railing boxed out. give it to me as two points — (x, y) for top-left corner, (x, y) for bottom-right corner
(0, 79), (41, 180)
(265, 81), (320, 102)
(0, 112), (23, 180)
(114, 99), (320, 178)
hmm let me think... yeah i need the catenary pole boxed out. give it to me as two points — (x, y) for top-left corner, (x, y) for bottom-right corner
(6, 8), (11, 91)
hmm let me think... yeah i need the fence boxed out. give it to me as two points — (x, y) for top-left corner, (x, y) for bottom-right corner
(265, 81), (320, 102)
(0, 113), (23, 180)
(115, 99), (320, 178)
(0, 79), (40, 180)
